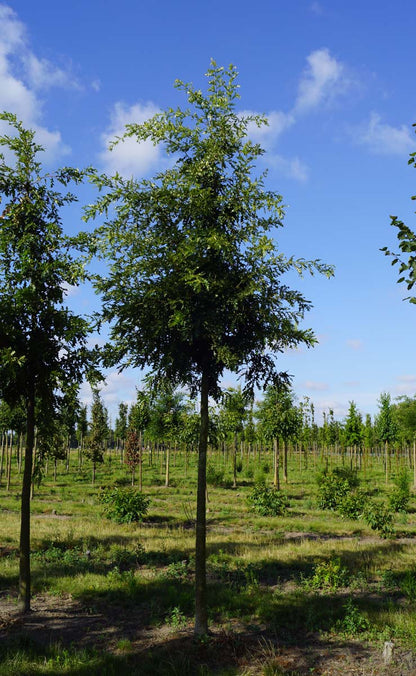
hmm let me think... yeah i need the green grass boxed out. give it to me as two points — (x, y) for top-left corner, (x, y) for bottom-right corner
(2, 447), (416, 673)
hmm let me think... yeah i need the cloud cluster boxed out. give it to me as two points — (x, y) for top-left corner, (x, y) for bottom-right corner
(99, 102), (164, 177)
(0, 3), (76, 160)
(100, 47), (351, 181)
(354, 112), (416, 155)
(294, 48), (346, 113)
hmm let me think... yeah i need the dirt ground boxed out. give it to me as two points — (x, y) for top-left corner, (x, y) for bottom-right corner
(1, 592), (416, 675)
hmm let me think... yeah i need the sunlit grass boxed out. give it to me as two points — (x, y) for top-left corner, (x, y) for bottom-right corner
(2, 447), (416, 672)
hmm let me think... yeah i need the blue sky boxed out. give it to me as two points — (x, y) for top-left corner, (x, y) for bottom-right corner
(1, 0), (416, 424)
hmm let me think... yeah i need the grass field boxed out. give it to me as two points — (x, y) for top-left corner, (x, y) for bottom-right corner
(2, 447), (416, 674)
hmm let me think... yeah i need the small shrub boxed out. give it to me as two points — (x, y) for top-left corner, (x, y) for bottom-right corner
(400, 569), (416, 600)
(338, 489), (366, 520)
(98, 486), (150, 523)
(165, 559), (193, 582)
(253, 469), (267, 485)
(166, 606), (187, 629)
(248, 484), (289, 516)
(362, 500), (395, 538)
(236, 459), (243, 473)
(389, 469), (411, 513)
(337, 598), (370, 635)
(245, 465), (254, 479)
(206, 464), (224, 487)
(303, 557), (349, 591)
(316, 467), (359, 511)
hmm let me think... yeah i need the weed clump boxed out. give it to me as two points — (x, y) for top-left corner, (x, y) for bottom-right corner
(316, 467), (359, 511)
(98, 486), (150, 523)
(362, 500), (395, 538)
(389, 469), (412, 513)
(248, 483), (289, 516)
(303, 556), (349, 591)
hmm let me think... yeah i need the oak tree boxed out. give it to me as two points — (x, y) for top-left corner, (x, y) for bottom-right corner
(85, 62), (333, 634)
(0, 113), (96, 611)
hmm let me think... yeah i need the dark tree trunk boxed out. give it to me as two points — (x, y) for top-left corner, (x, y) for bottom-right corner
(19, 383), (35, 612)
(194, 369), (209, 636)
(273, 438), (280, 490)
(139, 431), (143, 492)
(283, 440), (288, 483)
(233, 434), (237, 488)
(165, 444), (170, 487)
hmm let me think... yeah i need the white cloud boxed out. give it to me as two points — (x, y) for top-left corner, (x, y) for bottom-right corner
(303, 380), (329, 391)
(347, 339), (363, 351)
(267, 154), (309, 182)
(354, 113), (416, 155)
(79, 370), (138, 421)
(0, 3), (76, 160)
(99, 101), (165, 177)
(23, 53), (78, 91)
(393, 374), (416, 395)
(242, 109), (294, 147)
(294, 48), (347, 113)
(309, 2), (324, 15)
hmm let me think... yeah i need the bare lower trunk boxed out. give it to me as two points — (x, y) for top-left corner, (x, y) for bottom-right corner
(283, 440), (288, 483)
(194, 369), (209, 636)
(19, 385), (35, 612)
(273, 438), (280, 490)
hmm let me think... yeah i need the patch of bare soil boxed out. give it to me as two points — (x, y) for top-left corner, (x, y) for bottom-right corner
(1, 593), (416, 675)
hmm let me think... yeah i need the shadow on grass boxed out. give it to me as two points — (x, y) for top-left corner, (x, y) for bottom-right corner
(0, 610), (380, 676)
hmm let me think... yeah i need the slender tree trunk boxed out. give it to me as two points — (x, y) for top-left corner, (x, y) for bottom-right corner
(6, 430), (13, 491)
(273, 438), (280, 490)
(232, 434), (237, 488)
(413, 439), (416, 489)
(139, 431), (143, 492)
(385, 441), (389, 484)
(194, 370), (209, 636)
(0, 431), (5, 487)
(165, 444), (170, 487)
(19, 384), (35, 612)
(283, 440), (288, 483)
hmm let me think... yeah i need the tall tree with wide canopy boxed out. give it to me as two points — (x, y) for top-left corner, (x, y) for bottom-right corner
(85, 62), (333, 634)
(0, 113), (97, 612)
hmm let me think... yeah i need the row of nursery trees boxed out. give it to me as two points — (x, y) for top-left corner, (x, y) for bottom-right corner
(2, 386), (416, 491)
(2, 60), (416, 633)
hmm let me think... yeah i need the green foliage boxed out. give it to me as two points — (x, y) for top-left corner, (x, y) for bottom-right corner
(166, 606), (187, 629)
(337, 598), (370, 635)
(376, 392), (398, 445)
(389, 469), (412, 513)
(381, 126), (416, 303)
(85, 60), (333, 402)
(316, 466), (359, 511)
(400, 569), (416, 600)
(0, 112), (97, 422)
(256, 386), (302, 443)
(206, 464), (225, 487)
(98, 486), (150, 523)
(338, 488), (367, 520)
(342, 401), (364, 448)
(362, 500), (395, 538)
(85, 390), (108, 465)
(248, 484), (289, 516)
(303, 557), (349, 591)
(165, 560), (193, 582)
